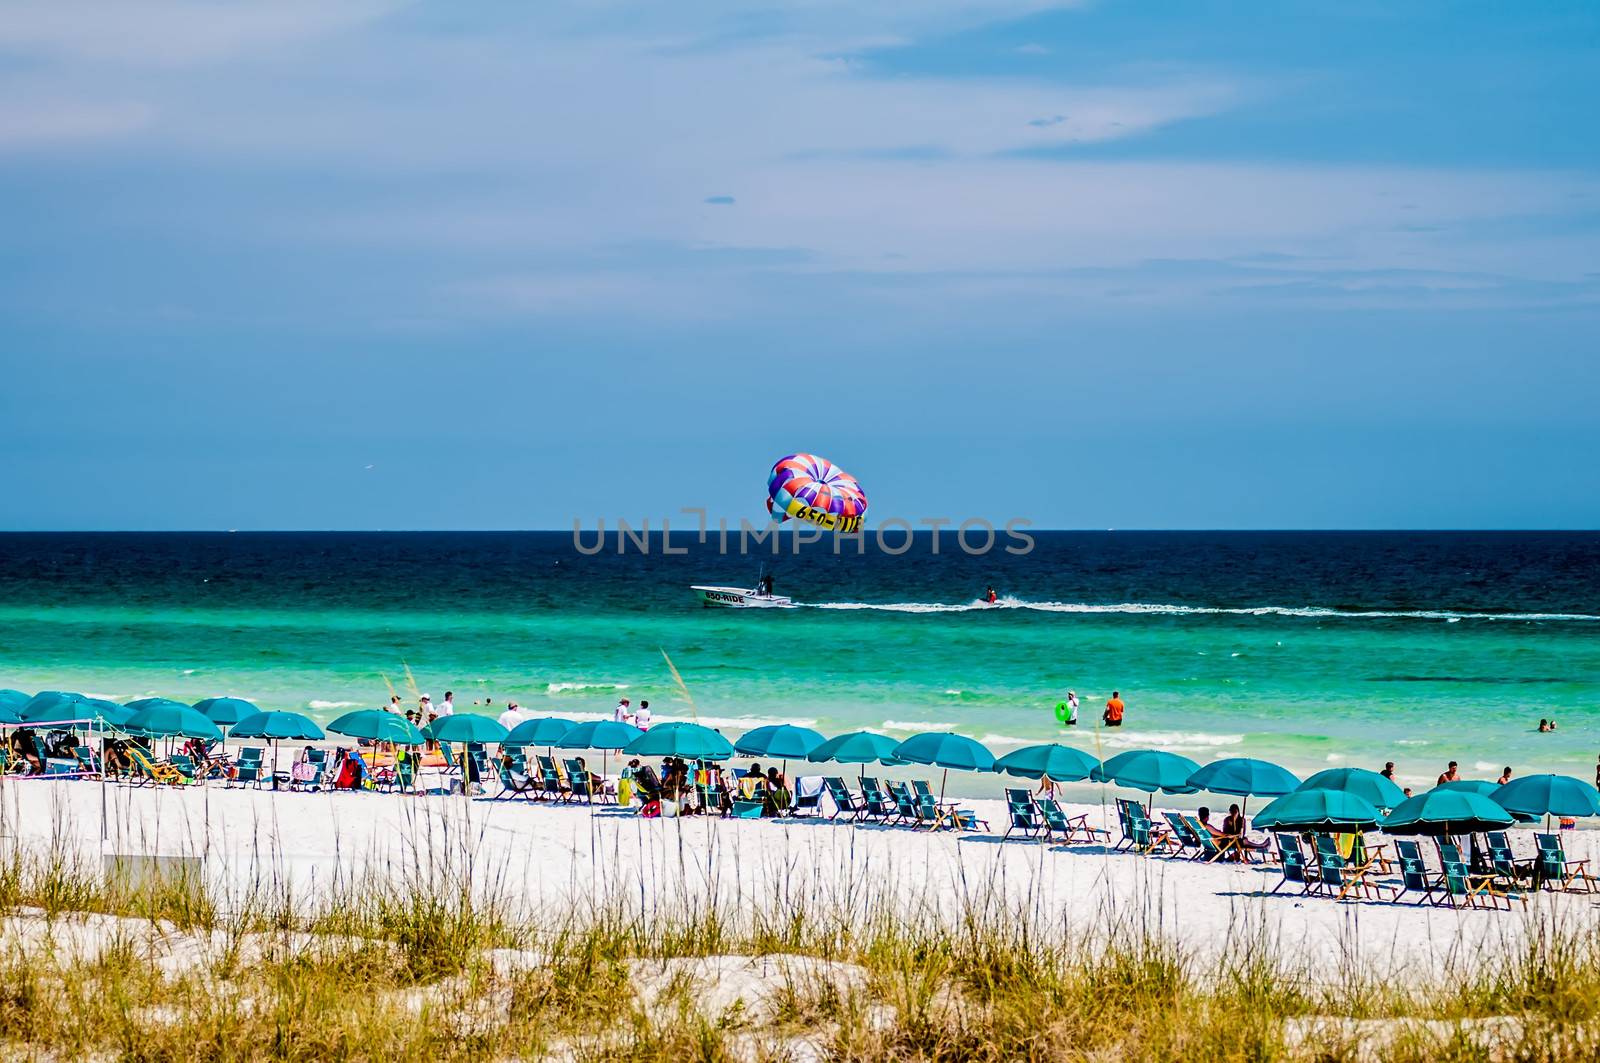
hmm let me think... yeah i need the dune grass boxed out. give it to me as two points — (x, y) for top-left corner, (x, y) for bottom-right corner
(0, 799), (1598, 1060)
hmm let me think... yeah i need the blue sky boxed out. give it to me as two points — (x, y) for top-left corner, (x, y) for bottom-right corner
(1, 1), (1597, 529)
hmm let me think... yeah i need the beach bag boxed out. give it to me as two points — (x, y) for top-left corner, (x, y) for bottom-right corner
(640, 799), (660, 818)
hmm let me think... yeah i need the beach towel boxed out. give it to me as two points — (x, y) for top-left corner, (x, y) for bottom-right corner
(796, 776), (825, 800)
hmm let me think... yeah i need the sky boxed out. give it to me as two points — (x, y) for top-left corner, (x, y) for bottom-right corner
(1, 0), (1597, 530)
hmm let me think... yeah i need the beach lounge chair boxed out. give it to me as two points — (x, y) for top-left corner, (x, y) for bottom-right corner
(1184, 815), (1242, 864)
(71, 745), (100, 777)
(1391, 840), (1442, 905)
(887, 781), (917, 826)
(167, 754), (199, 783)
(824, 777), (865, 820)
(1483, 831), (1529, 886)
(1271, 834), (1315, 895)
(911, 779), (934, 801)
(1163, 812), (1203, 857)
(912, 793), (945, 830)
(1534, 833), (1598, 893)
(563, 759), (594, 803)
(231, 747), (264, 788)
(1434, 844), (1522, 910)
(860, 779), (894, 822)
(1035, 797), (1106, 845)
(127, 747), (186, 787)
(1004, 789), (1042, 840)
(1313, 834), (1392, 901)
(1114, 800), (1166, 853)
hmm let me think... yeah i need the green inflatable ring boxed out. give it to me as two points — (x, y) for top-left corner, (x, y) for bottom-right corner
(1054, 701), (1070, 724)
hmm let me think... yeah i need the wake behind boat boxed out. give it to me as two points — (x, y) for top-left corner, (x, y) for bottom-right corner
(690, 585), (795, 608)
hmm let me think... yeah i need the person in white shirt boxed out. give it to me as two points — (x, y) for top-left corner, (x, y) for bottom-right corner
(439, 691), (455, 717)
(1065, 691), (1079, 726)
(613, 698), (631, 723)
(635, 699), (652, 730)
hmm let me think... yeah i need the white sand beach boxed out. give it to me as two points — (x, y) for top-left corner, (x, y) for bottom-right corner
(6, 777), (1596, 983)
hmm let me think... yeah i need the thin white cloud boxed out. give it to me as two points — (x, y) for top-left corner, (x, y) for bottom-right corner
(0, 0), (404, 65)
(0, 99), (152, 146)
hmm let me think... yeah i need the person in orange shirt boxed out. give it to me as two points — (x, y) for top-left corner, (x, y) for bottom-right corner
(1103, 690), (1125, 727)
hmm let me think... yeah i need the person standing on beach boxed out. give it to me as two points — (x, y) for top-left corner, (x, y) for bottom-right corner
(439, 691), (455, 717)
(386, 695), (403, 714)
(1103, 691), (1125, 727)
(635, 699), (652, 730)
(613, 697), (631, 723)
(1437, 761), (1459, 785)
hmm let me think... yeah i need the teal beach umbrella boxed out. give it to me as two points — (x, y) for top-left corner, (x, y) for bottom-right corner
(734, 724), (825, 760)
(994, 744), (1100, 782)
(193, 697), (259, 726)
(892, 732), (996, 804)
(231, 710), (325, 791)
(0, 704), (21, 726)
(1252, 788), (1382, 832)
(125, 704), (223, 742)
(80, 699), (135, 728)
(892, 733), (996, 772)
(504, 717), (576, 748)
(558, 720), (644, 751)
(0, 690), (30, 712)
(231, 711), (325, 741)
(1492, 774), (1600, 820)
(1091, 750), (1201, 795)
(1383, 789), (1514, 835)
(1296, 767), (1405, 810)
(429, 714), (510, 745)
(625, 722), (734, 760)
(806, 731), (903, 766)
(17, 690), (88, 724)
(1186, 758), (1300, 803)
(1433, 780), (1537, 823)
(125, 697), (192, 714)
(327, 710), (425, 746)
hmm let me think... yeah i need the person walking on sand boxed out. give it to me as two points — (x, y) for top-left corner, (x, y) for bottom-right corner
(1065, 691), (1079, 726)
(1498, 766), (1513, 786)
(1103, 690), (1125, 728)
(1437, 761), (1459, 785)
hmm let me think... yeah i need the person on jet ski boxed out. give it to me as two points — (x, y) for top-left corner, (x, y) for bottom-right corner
(984, 586), (998, 605)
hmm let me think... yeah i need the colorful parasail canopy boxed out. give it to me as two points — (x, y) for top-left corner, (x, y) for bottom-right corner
(766, 453), (867, 533)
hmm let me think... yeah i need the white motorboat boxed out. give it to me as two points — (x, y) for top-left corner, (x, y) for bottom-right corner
(690, 585), (795, 608)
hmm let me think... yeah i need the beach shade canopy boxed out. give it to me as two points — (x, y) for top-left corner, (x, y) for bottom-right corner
(558, 720), (644, 751)
(429, 713), (510, 745)
(1187, 758), (1300, 798)
(1252, 788), (1382, 832)
(806, 730), (903, 766)
(192, 697), (259, 726)
(125, 704), (223, 742)
(1492, 774), (1600, 819)
(0, 689), (30, 712)
(625, 722), (734, 760)
(1433, 780), (1538, 822)
(734, 724), (825, 760)
(504, 717), (576, 748)
(994, 743), (1100, 782)
(327, 709), (425, 746)
(1382, 789), (1514, 835)
(230, 711), (325, 741)
(1091, 750), (1201, 794)
(1295, 767), (1406, 809)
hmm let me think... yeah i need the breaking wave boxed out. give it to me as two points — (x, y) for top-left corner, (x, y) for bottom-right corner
(805, 597), (1599, 622)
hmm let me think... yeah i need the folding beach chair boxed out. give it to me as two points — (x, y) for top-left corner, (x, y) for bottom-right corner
(824, 777), (865, 820)
(1184, 815), (1241, 864)
(860, 778), (894, 822)
(1003, 789), (1042, 840)
(1163, 812), (1204, 857)
(563, 759), (594, 803)
(912, 793), (945, 830)
(1115, 800), (1166, 853)
(1270, 834), (1315, 895)
(1313, 834), (1392, 900)
(72, 746), (100, 778)
(1391, 840), (1441, 905)
(231, 747), (265, 788)
(1534, 833), (1598, 893)
(911, 779), (934, 801)
(886, 781), (918, 826)
(127, 747), (186, 787)
(1036, 797), (1106, 845)
(167, 754), (199, 783)
(1483, 831), (1530, 887)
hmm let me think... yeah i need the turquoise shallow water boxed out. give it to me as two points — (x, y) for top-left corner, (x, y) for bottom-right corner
(1, 532), (1596, 795)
